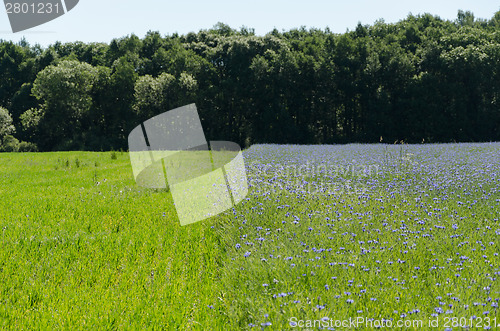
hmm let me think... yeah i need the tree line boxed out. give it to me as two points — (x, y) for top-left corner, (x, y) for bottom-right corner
(1, 10), (499, 152)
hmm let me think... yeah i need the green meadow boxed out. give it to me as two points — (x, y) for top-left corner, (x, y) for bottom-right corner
(0, 144), (499, 330)
(0, 152), (224, 329)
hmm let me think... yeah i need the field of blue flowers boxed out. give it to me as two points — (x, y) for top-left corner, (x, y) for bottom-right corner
(0, 144), (498, 329)
(215, 143), (500, 329)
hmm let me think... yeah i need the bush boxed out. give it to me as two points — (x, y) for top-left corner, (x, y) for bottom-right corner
(0, 136), (38, 152)
(18, 141), (38, 152)
(0, 135), (20, 152)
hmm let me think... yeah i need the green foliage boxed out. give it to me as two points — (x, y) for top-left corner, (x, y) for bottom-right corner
(457, 10), (476, 27)
(1, 11), (500, 151)
(19, 107), (42, 139)
(0, 134), (19, 152)
(17, 140), (38, 152)
(491, 10), (500, 28)
(133, 73), (176, 121)
(0, 107), (38, 152)
(0, 106), (15, 139)
(32, 60), (98, 150)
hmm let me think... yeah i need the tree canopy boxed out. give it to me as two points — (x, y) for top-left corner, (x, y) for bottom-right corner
(1, 10), (499, 151)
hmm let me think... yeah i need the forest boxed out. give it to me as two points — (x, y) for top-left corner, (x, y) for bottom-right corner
(0, 10), (499, 151)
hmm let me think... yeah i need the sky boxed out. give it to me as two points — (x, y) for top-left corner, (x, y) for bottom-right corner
(0, 0), (499, 47)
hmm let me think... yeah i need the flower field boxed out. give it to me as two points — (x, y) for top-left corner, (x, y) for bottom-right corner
(219, 143), (500, 329)
(0, 143), (499, 329)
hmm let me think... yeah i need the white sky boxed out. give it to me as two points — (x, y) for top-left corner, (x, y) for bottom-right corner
(0, 0), (499, 47)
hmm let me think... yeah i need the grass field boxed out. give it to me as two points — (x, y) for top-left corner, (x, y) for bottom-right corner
(0, 144), (499, 330)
